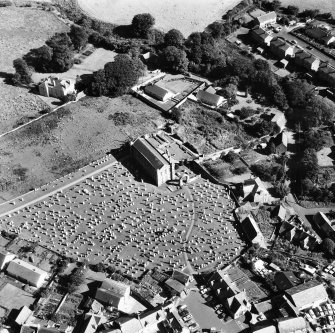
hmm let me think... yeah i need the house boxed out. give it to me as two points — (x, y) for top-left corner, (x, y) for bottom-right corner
(318, 62), (335, 87)
(15, 306), (32, 326)
(165, 278), (186, 296)
(284, 280), (328, 311)
(79, 314), (101, 333)
(271, 113), (286, 132)
(38, 77), (75, 99)
(277, 317), (308, 333)
(241, 215), (266, 248)
(250, 27), (274, 46)
(95, 279), (130, 310)
(313, 211), (335, 237)
(242, 177), (271, 204)
(209, 266), (266, 318)
(305, 26), (335, 45)
(144, 84), (174, 102)
(0, 251), (15, 270)
(6, 259), (48, 288)
(196, 90), (226, 107)
(255, 11), (277, 28)
(171, 270), (192, 286)
(275, 204), (287, 221)
(131, 137), (175, 186)
(270, 131), (288, 154)
(117, 306), (167, 333)
(270, 38), (295, 59)
(294, 50), (320, 71)
(274, 272), (300, 291)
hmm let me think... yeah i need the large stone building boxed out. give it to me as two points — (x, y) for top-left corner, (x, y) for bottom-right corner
(131, 131), (196, 186)
(39, 76), (75, 99)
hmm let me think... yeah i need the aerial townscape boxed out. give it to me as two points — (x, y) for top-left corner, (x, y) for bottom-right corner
(3, 0), (335, 333)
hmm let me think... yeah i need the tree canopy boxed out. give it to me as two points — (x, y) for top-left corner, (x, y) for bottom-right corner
(160, 46), (189, 73)
(164, 29), (184, 47)
(132, 13), (155, 38)
(12, 58), (32, 85)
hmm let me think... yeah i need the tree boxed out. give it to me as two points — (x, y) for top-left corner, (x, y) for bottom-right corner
(223, 151), (238, 164)
(68, 25), (88, 51)
(88, 54), (145, 97)
(273, 182), (290, 198)
(33, 45), (53, 72)
(208, 22), (224, 39)
(147, 28), (165, 45)
(286, 5), (299, 16)
(164, 29), (184, 47)
(269, 0), (281, 11)
(12, 58), (32, 85)
(132, 13), (155, 38)
(322, 238), (335, 257)
(300, 148), (319, 181)
(161, 46), (188, 73)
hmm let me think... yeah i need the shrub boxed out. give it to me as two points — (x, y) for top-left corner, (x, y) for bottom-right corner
(233, 166), (247, 175)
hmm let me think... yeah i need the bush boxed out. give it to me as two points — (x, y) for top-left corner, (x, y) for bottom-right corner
(222, 151), (238, 164)
(236, 107), (254, 120)
(322, 238), (335, 257)
(233, 166), (247, 175)
(132, 13), (155, 38)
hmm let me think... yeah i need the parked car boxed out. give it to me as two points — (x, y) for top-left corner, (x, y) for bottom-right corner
(178, 305), (187, 312)
(180, 310), (190, 317)
(291, 39), (298, 45)
(307, 45), (313, 50)
(182, 314), (193, 322)
(274, 26), (282, 32)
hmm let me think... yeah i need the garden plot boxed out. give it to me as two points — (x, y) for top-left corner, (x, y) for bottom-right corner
(0, 162), (244, 278)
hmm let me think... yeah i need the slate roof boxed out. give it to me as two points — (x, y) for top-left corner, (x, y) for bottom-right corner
(171, 270), (191, 285)
(132, 138), (169, 170)
(285, 280), (328, 309)
(145, 84), (170, 101)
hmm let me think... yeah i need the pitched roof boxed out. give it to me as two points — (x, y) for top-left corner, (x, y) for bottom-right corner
(256, 11), (277, 24)
(285, 280), (328, 309)
(172, 270), (191, 285)
(6, 259), (48, 286)
(15, 306), (32, 325)
(274, 271), (300, 291)
(81, 314), (101, 333)
(145, 84), (170, 100)
(132, 137), (169, 170)
(165, 278), (185, 293)
(273, 132), (288, 148)
(101, 279), (130, 297)
(197, 90), (225, 106)
(277, 317), (307, 333)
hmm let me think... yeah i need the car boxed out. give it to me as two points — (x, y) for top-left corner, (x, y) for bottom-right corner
(274, 26), (282, 32)
(307, 45), (313, 50)
(214, 304), (222, 310)
(182, 314), (193, 322)
(190, 326), (200, 332)
(309, 309), (317, 319)
(180, 310), (190, 317)
(291, 40), (298, 45)
(178, 305), (187, 312)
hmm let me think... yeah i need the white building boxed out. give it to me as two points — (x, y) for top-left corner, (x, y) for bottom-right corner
(6, 259), (48, 288)
(39, 76), (75, 99)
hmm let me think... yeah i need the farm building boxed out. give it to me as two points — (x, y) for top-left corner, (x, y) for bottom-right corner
(144, 84), (174, 102)
(38, 76), (75, 99)
(95, 279), (130, 310)
(284, 280), (328, 312)
(6, 259), (48, 288)
(196, 90), (226, 107)
(250, 27), (274, 46)
(294, 50), (320, 72)
(255, 11), (277, 28)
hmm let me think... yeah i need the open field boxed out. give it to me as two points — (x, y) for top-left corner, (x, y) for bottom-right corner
(32, 48), (117, 82)
(0, 6), (68, 134)
(280, 0), (335, 14)
(78, 0), (242, 37)
(0, 95), (165, 201)
(0, 161), (244, 278)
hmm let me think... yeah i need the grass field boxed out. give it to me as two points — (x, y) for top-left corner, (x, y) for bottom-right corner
(77, 0), (241, 37)
(0, 6), (68, 134)
(280, 0), (335, 13)
(0, 161), (244, 277)
(0, 95), (165, 201)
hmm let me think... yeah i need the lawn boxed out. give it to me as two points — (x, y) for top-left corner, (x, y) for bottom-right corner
(0, 95), (165, 201)
(78, 0), (241, 37)
(0, 6), (68, 134)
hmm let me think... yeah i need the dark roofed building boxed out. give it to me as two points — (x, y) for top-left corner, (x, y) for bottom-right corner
(250, 27), (273, 46)
(270, 38), (294, 59)
(274, 271), (300, 291)
(284, 280), (328, 311)
(318, 62), (335, 87)
(294, 50), (320, 71)
(171, 270), (192, 286)
(241, 215), (266, 248)
(165, 278), (186, 296)
(145, 84), (173, 102)
(270, 132), (288, 154)
(131, 137), (174, 186)
(197, 90), (226, 107)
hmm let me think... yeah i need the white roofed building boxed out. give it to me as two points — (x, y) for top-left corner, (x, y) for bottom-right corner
(39, 76), (75, 99)
(197, 90), (226, 107)
(6, 259), (48, 288)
